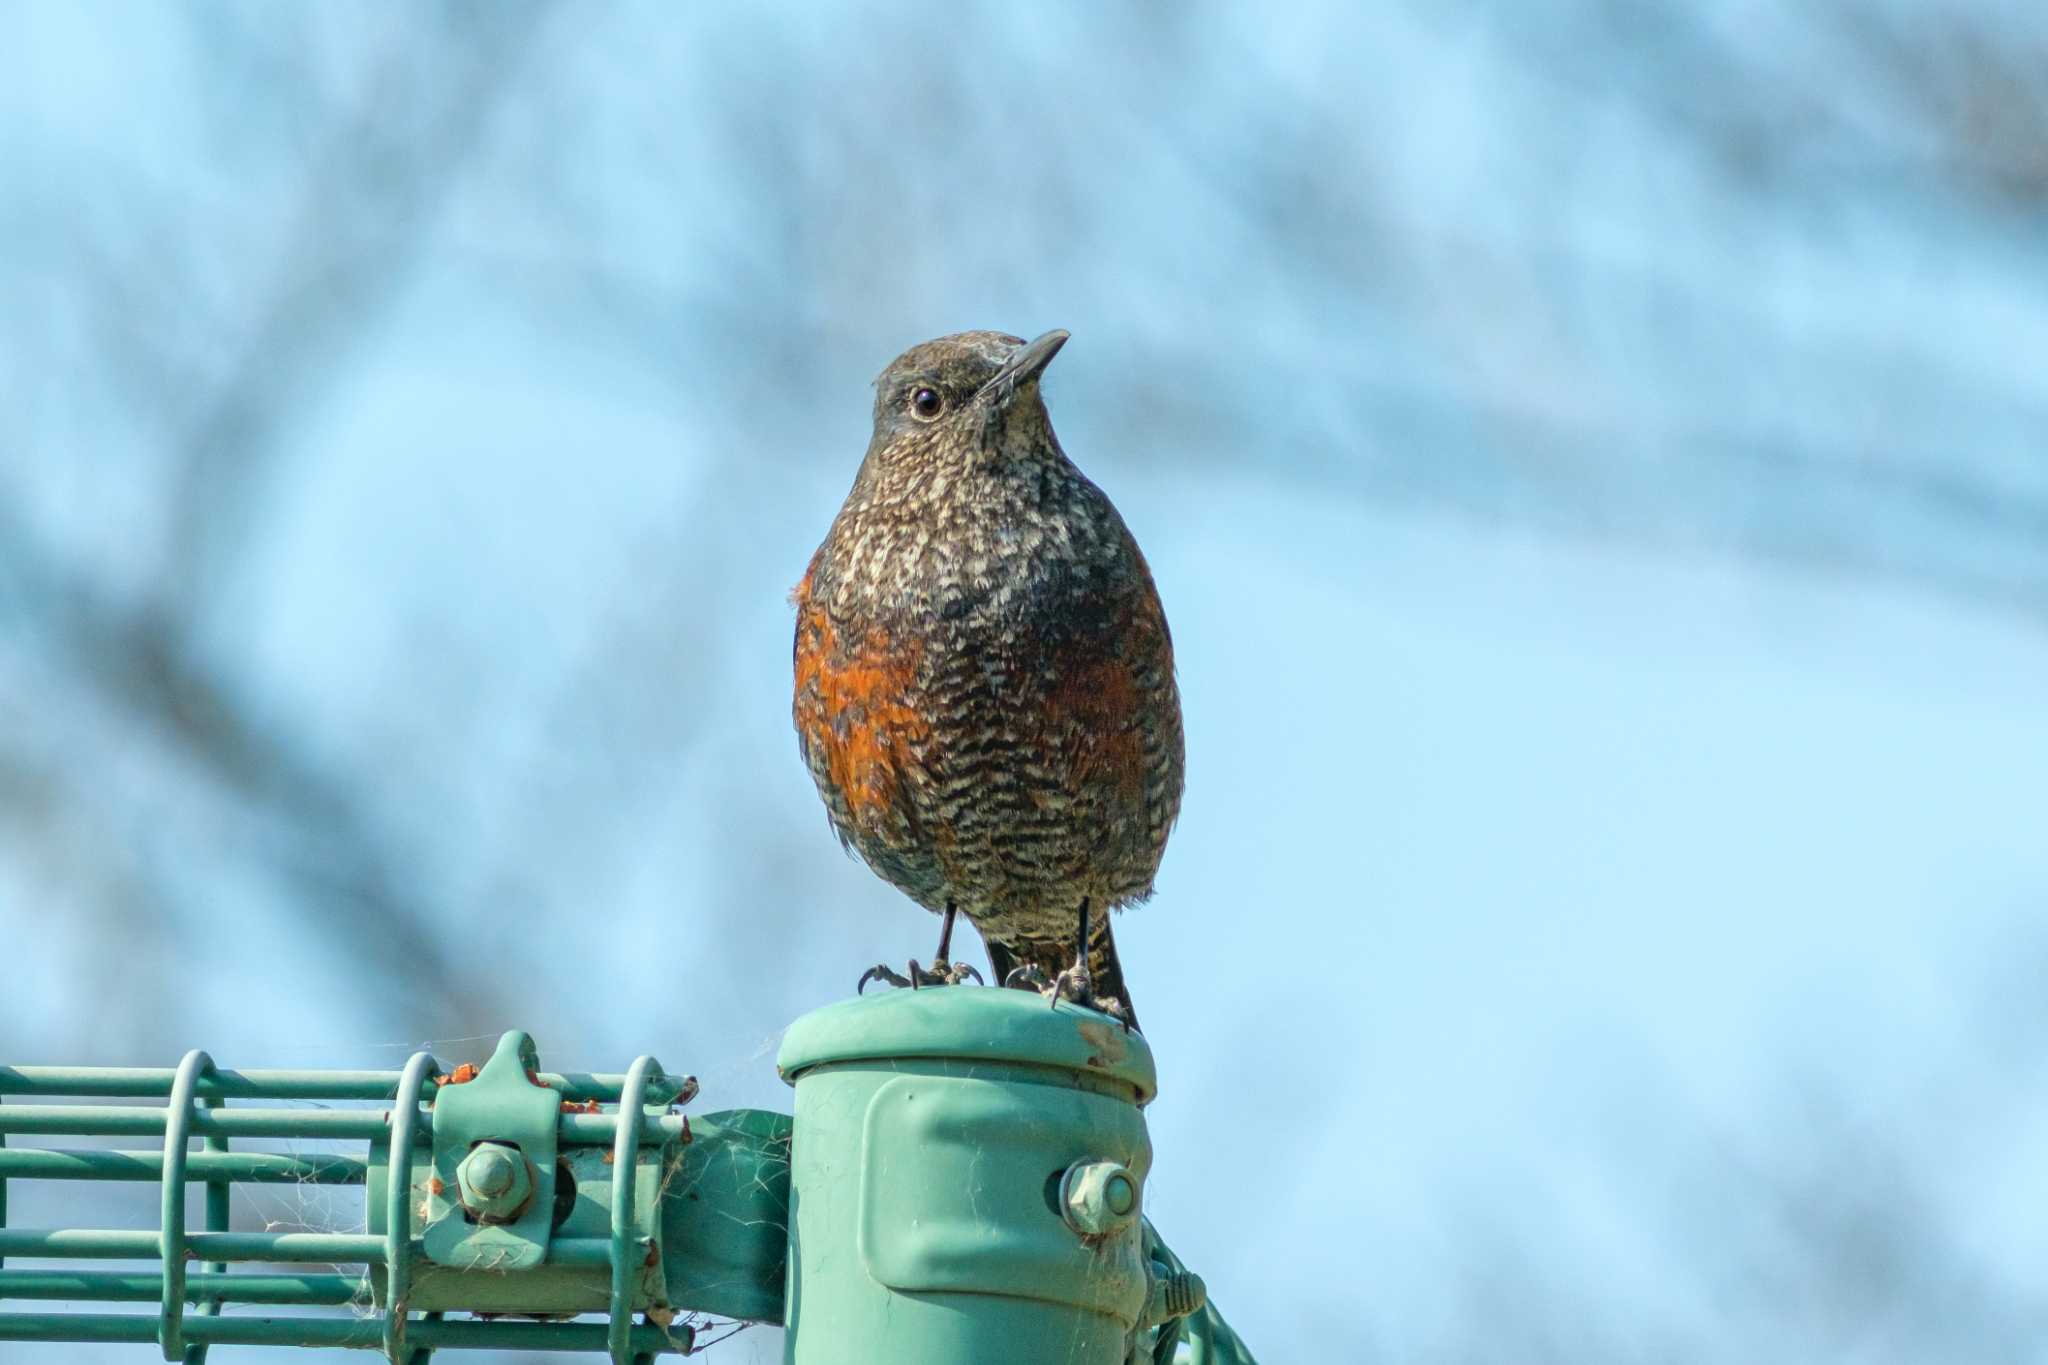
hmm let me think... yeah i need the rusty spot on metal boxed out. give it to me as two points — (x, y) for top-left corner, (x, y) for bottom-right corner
(1077, 1018), (1127, 1067)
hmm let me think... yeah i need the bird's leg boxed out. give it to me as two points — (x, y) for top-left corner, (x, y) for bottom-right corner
(1042, 899), (1130, 1026)
(1046, 899), (1095, 1007)
(862, 903), (982, 995)
(908, 903), (983, 987)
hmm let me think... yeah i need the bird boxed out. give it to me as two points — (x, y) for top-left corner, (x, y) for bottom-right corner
(791, 329), (1184, 1029)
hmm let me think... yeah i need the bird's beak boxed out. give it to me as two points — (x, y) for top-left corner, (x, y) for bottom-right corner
(980, 329), (1070, 408)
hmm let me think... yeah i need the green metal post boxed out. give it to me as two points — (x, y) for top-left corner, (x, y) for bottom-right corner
(777, 988), (1158, 1365)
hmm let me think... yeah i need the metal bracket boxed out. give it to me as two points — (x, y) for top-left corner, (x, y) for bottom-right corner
(423, 1033), (561, 1270)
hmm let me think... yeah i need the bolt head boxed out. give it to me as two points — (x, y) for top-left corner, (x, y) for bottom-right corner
(456, 1142), (533, 1222)
(1060, 1159), (1140, 1238)
(467, 1147), (518, 1196)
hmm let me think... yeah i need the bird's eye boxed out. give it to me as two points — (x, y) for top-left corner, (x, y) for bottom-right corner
(910, 387), (943, 419)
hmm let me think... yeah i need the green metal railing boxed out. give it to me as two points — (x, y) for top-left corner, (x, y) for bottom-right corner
(1, 991), (1253, 1364)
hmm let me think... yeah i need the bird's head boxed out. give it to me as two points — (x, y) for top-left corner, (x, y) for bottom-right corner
(864, 329), (1070, 474)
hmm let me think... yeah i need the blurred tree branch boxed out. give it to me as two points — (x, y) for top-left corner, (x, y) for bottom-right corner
(0, 2), (557, 1041)
(1841, 5), (2048, 208)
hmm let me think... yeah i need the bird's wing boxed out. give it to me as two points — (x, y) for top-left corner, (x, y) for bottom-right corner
(791, 563), (931, 855)
(1039, 541), (1184, 897)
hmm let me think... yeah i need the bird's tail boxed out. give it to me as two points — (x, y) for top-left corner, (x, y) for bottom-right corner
(985, 908), (1139, 1031)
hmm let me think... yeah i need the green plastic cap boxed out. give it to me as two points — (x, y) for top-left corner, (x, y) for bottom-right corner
(777, 987), (1158, 1104)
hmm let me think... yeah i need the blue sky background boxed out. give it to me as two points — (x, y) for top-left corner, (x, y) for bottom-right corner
(5, 3), (2048, 1361)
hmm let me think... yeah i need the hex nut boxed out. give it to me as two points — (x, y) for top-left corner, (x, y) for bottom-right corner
(1059, 1159), (1141, 1239)
(456, 1142), (533, 1223)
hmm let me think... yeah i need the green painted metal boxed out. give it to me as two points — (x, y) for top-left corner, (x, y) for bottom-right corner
(605, 1054), (664, 1365)
(0, 1272), (364, 1305)
(380, 1050), (438, 1363)
(0, 1067), (694, 1104)
(1141, 1224), (1255, 1365)
(364, 1039), (674, 1323)
(0, 1230), (389, 1262)
(1061, 1159), (1144, 1239)
(196, 1094), (233, 1361)
(778, 983), (1159, 1103)
(0, 1033), (703, 1360)
(0, 1314), (685, 1352)
(419, 1034), (553, 1271)
(776, 989), (1161, 1365)
(0, 1108), (689, 1144)
(657, 1108), (792, 1324)
(1, 1004), (1252, 1362)
(0, 1107), (417, 1140)
(452, 1143), (528, 1219)
(0, 1148), (366, 1183)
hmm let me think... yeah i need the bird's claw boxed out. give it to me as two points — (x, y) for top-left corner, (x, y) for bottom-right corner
(1048, 964), (1092, 1009)
(1100, 995), (1134, 1031)
(860, 959), (983, 995)
(1003, 962), (1131, 1029)
(1062, 983), (1133, 1030)
(910, 958), (983, 987)
(856, 964), (913, 994)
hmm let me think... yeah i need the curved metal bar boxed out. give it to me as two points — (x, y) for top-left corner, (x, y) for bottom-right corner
(184, 1095), (231, 1365)
(157, 1050), (215, 1362)
(606, 1054), (662, 1365)
(381, 1051), (439, 1364)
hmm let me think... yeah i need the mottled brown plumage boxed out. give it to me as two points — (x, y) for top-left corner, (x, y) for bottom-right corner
(792, 329), (1183, 1026)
